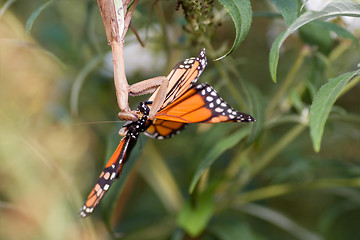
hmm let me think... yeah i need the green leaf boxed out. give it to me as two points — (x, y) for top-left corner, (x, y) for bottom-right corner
(25, 0), (54, 35)
(309, 68), (360, 152)
(238, 203), (322, 240)
(244, 82), (264, 145)
(216, 0), (252, 60)
(299, 20), (360, 54)
(70, 53), (106, 116)
(138, 143), (183, 213)
(0, 0), (16, 18)
(119, 217), (176, 240)
(189, 127), (251, 193)
(270, 0), (299, 25)
(177, 187), (215, 237)
(269, 0), (360, 82)
(209, 216), (259, 240)
(299, 21), (333, 54)
(314, 21), (360, 48)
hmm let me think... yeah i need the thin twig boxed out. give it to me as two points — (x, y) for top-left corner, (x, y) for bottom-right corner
(129, 23), (145, 47)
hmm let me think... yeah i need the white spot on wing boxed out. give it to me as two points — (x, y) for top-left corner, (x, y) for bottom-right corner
(97, 189), (103, 196)
(110, 172), (116, 180)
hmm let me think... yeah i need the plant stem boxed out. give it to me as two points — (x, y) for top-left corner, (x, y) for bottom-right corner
(217, 123), (306, 212)
(236, 177), (360, 204)
(203, 39), (246, 108)
(224, 57), (252, 110)
(138, 142), (183, 213)
(328, 39), (351, 63)
(155, 1), (170, 62)
(266, 46), (310, 118)
(241, 123), (307, 188)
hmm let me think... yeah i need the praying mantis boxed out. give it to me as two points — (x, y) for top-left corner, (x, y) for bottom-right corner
(96, 0), (169, 124)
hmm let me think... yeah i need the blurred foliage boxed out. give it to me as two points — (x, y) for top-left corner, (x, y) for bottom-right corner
(1, 0), (360, 240)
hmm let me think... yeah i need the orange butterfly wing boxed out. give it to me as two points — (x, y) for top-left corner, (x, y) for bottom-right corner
(147, 49), (207, 110)
(145, 83), (255, 139)
(155, 83), (255, 123)
(145, 49), (207, 139)
(80, 136), (133, 217)
(145, 119), (187, 139)
(80, 103), (150, 217)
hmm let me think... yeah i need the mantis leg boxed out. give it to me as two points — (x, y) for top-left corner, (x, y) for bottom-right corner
(128, 76), (169, 120)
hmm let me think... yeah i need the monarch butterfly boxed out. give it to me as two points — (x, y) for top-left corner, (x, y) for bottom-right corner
(80, 102), (150, 217)
(145, 49), (254, 138)
(80, 49), (255, 217)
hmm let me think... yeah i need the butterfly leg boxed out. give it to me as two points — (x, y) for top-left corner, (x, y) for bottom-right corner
(129, 76), (169, 120)
(118, 125), (129, 137)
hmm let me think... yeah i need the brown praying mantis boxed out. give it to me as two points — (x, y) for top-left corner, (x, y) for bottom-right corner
(97, 0), (169, 124)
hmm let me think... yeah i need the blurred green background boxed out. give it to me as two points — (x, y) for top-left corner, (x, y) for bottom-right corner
(1, 0), (360, 240)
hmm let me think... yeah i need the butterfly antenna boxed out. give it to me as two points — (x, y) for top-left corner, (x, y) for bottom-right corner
(74, 120), (122, 126)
